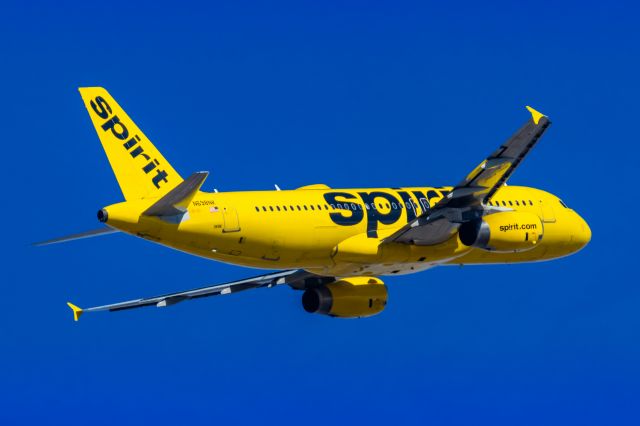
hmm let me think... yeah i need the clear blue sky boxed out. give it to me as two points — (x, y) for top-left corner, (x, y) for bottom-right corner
(2, 1), (638, 424)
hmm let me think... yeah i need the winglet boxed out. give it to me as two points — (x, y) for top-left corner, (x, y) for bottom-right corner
(525, 105), (545, 125)
(67, 302), (83, 322)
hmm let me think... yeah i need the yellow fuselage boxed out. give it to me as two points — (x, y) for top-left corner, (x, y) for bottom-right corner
(102, 185), (591, 277)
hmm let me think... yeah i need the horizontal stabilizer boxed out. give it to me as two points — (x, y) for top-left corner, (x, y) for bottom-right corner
(33, 227), (119, 247)
(143, 171), (209, 217)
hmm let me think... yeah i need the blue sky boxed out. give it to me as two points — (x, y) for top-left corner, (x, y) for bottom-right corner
(2, 1), (639, 424)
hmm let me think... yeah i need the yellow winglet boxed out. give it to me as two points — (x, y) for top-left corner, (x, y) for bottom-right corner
(525, 105), (545, 125)
(67, 302), (83, 322)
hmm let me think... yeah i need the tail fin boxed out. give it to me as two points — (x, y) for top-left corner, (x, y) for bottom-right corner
(78, 87), (183, 200)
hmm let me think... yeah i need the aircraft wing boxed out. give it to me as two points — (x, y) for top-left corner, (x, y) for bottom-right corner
(384, 106), (551, 246)
(66, 269), (327, 321)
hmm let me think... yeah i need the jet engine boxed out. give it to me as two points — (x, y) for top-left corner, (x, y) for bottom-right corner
(458, 211), (543, 253)
(302, 276), (387, 318)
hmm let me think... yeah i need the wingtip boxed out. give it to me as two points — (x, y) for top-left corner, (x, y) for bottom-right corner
(67, 302), (83, 322)
(525, 105), (546, 125)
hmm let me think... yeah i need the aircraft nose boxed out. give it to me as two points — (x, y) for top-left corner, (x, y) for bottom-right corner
(574, 213), (591, 248)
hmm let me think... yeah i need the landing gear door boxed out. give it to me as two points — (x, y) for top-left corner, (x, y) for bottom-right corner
(222, 206), (241, 232)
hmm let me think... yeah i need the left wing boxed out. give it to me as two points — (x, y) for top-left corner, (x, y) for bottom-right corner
(384, 106), (551, 246)
(66, 269), (330, 321)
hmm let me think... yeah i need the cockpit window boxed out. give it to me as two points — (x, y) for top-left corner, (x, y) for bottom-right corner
(559, 199), (569, 208)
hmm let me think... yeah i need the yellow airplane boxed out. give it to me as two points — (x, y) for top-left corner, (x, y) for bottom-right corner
(37, 88), (591, 321)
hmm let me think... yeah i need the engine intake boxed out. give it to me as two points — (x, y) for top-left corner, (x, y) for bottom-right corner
(302, 276), (387, 318)
(458, 211), (543, 253)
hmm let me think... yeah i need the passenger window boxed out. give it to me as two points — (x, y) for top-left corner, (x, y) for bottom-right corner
(262, 206), (267, 211)
(283, 206), (288, 211)
(310, 205), (315, 210)
(290, 205), (294, 210)
(297, 205), (301, 211)
(351, 203), (357, 210)
(276, 206), (281, 211)
(392, 202), (397, 209)
(529, 200), (533, 206)
(317, 204), (322, 210)
(303, 205), (308, 210)
(325, 205), (329, 210)
(508, 201), (513, 206)
(502, 201), (506, 206)
(255, 207), (259, 212)
(522, 200), (526, 206)
(269, 206), (274, 211)
(330, 204), (336, 209)
(515, 200), (520, 206)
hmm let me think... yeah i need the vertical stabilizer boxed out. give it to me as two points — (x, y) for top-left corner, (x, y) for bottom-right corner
(78, 87), (183, 200)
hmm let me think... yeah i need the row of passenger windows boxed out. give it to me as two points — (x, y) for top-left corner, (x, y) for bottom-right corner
(253, 199), (544, 212)
(488, 200), (534, 207)
(254, 200), (426, 213)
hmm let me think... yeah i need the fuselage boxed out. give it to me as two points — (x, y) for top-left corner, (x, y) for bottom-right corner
(101, 184), (591, 277)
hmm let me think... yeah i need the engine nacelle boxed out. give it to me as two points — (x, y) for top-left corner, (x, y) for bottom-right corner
(458, 211), (543, 253)
(302, 276), (387, 318)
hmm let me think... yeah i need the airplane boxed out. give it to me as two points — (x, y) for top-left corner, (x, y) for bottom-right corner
(36, 88), (591, 321)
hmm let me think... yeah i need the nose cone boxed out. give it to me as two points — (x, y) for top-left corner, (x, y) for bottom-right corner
(574, 214), (592, 249)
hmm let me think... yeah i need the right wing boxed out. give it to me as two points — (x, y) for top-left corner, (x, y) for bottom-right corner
(384, 106), (551, 246)
(447, 105), (550, 206)
(66, 269), (332, 321)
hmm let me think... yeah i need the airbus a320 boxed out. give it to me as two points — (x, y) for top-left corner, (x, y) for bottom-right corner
(36, 88), (591, 321)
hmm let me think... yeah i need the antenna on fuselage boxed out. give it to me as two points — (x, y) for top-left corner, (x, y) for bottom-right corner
(274, 184), (281, 191)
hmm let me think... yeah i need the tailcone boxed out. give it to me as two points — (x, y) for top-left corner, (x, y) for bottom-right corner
(95, 201), (150, 233)
(97, 208), (108, 223)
